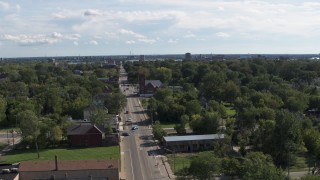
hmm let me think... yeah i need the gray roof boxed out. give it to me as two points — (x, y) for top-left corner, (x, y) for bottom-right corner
(67, 124), (105, 135)
(164, 134), (225, 142)
(145, 80), (162, 88)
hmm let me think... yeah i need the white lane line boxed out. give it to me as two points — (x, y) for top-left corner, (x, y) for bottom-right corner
(129, 150), (135, 180)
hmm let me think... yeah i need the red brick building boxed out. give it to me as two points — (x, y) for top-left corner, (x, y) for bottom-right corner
(67, 124), (105, 147)
(19, 158), (119, 180)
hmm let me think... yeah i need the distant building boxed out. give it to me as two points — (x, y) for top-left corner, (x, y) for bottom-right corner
(139, 55), (145, 62)
(185, 52), (192, 61)
(163, 134), (225, 152)
(139, 73), (163, 96)
(18, 157), (119, 180)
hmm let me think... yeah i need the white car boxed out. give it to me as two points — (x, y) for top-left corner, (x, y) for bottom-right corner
(126, 118), (133, 122)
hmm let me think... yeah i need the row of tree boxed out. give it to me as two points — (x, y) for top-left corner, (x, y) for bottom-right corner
(0, 61), (126, 150)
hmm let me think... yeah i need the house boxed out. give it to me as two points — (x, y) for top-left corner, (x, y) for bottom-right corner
(18, 157), (119, 180)
(163, 134), (225, 152)
(139, 73), (163, 96)
(67, 124), (105, 147)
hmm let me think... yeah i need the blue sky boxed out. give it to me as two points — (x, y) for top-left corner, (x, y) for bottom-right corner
(0, 0), (320, 57)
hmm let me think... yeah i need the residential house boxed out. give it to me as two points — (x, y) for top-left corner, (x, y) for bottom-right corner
(163, 134), (225, 152)
(18, 157), (119, 180)
(67, 124), (105, 147)
(139, 73), (163, 96)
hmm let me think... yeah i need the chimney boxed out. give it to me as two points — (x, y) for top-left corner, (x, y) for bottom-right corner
(55, 155), (58, 171)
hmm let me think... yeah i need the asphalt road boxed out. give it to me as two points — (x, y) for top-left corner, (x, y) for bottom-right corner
(120, 66), (169, 180)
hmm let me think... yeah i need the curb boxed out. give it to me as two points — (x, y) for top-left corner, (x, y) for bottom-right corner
(161, 156), (175, 179)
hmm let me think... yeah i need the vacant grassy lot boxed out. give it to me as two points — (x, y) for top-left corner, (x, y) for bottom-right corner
(160, 122), (190, 129)
(167, 153), (198, 174)
(0, 146), (120, 164)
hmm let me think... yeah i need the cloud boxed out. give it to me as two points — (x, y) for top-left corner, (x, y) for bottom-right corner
(215, 32), (230, 38)
(89, 40), (98, 45)
(16, 4), (21, 12)
(84, 9), (103, 16)
(183, 33), (196, 38)
(119, 29), (145, 39)
(73, 41), (79, 46)
(2, 34), (59, 46)
(0, 1), (9, 10)
(1, 32), (81, 46)
(51, 32), (63, 38)
(126, 40), (136, 44)
(168, 38), (178, 43)
(118, 29), (156, 44)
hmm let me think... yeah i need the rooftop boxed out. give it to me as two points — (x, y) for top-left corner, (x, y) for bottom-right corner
(164, 134), (225, 142)
(19, 159), (118, 172)
(67, 124), (105, 135)
(145, 80), (162, 88)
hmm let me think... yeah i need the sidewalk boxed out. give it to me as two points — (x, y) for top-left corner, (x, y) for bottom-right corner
(161, 155), (176, 179)
(119, 122), (126, 180)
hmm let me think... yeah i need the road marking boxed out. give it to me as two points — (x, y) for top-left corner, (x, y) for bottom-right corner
(129, 150), (135, 180)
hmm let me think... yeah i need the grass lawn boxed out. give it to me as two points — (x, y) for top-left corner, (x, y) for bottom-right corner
(167, 152), (207, 174)
(0, 142), (5, 150)
(0, 146), (120, 164)
(289, 153), (314, 172)
(160, 122), (190, 129)
(167, 154), (193, 174)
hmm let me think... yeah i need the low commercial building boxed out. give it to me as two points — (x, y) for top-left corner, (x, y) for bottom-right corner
(18, 157), (119, 180)
(163, 134), (225, 152)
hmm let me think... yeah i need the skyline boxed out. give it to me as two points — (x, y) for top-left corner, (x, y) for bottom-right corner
(1, 0), (320, 57)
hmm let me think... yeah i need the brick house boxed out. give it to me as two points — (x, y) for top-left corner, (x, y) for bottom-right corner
(67, 124), (105, 147)
(19, 157), (119, 180)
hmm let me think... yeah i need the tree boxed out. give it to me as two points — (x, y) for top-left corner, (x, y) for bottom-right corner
(51, 126), (62, 146)
(272, 110), (303, 166)
(174, 115), (188, 134)
(18, 110), (41, 158)
(240, 152), (286, 180)
(105, 92), (127, 114)
(189, 152), (221, 180)
(0, 95), (6, 125)
(185, 100), (202, 116)
(152, 121), (167, 143)
(89, 106), (107, 125)
(221, 157), (240, 179)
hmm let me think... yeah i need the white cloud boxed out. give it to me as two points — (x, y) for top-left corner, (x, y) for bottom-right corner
(1, 32), (81, 46)
(183, 33), (196, 38)
(126, 40), (135, 44)
(16, 4), (21, 12)
(65, 34), (81, 40)
(2, 34), (59, 46)
(52, 32), (63, 39)
(89, 40), (98, 45)
(73, 41), (79, 46)
(215, 32), (230, 38)
(119, 29), (145, 39)
(0, 1), (9, 10)
(138, 38), (156, 44)
(168, 38), (178, 43)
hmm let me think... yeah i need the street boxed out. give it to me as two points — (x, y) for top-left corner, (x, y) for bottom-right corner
(119, 65), (171, 180)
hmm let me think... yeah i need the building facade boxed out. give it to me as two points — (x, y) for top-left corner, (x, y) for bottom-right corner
(163, 134), (225, 152)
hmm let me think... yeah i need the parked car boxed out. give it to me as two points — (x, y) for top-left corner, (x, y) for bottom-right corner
(121, 132), (130, 136)
(131, 125), (139, 130)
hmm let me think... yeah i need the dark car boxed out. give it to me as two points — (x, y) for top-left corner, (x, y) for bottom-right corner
(121, 132), (130, 136)
(131, 125), (139, 130)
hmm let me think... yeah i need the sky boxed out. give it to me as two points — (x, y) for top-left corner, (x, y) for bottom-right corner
(1, 0), (320, 57)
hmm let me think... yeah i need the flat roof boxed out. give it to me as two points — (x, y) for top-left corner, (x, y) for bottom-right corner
(164, 134), (225, 142)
